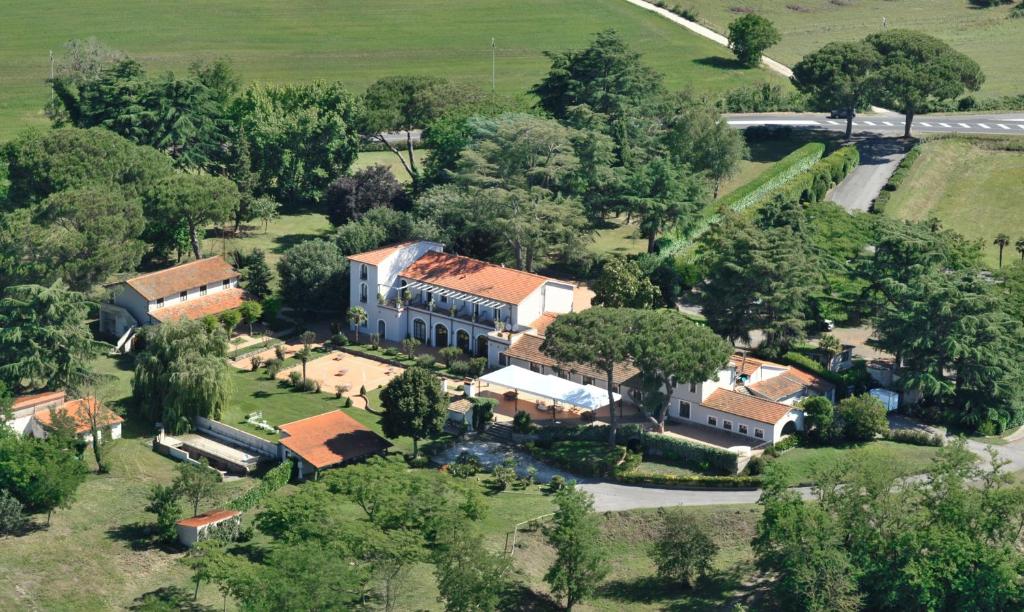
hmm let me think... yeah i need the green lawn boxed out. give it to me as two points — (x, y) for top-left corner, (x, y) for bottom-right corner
(884, 138), (1024, 269)
(0, 0), (786, 142)
(352, 149), (428, 184)
(771, 440), (945, 486)
(200, 211), (332, 273)
(680, 0), (1023, 100)
(588, 215), (648, 257)
(716, 136), (812, 198)
(633, 460), (701, 478)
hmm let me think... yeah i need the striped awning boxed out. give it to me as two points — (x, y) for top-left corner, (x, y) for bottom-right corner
(402, 281), (504, 308)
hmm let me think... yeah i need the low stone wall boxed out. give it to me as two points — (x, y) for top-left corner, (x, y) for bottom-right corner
(194, 416), (280, 459)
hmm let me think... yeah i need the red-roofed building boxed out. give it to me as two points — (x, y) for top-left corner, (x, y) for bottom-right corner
(278, 411), (392, 480)
(347, 241), (577, 368)
(6, 391), (123, 442)
(175, 509), (242, 547)
(100, 256), (243, 351)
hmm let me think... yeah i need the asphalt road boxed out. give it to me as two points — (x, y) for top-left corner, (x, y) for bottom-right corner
(726, 112), (1024, 136)
(828, 138), (911, 212)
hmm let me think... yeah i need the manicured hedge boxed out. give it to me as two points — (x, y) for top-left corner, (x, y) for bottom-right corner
(715, 142), (827, 215)
(616, 471), (762, 489)
(872, 144), (921, 214)
(641, 432), (739, 475)
(228, 460), (293, 512)
(526, 440), (636, 478)
(885, 429), (945, 447)
(227, 337), (284, 361)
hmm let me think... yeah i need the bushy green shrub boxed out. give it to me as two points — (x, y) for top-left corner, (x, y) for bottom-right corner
(331, 332), (348, 347)
(872, 144), (921, 214)
(616, 472), (762, 489)
(249, 355), (263, 371)
(471, 397), (497, 432)
(229, 460), (292, 512)
(448, 360), (470, 377)
(547, 475), (566, 493)
(415, 355), (436, 369)
(512, 410), (532, 434)
(448, 451), (482, 478)
(836, 394), (890, 442)
(526, 441), (627, 478)
(287, 371), (303, 387)
(884, 428), (945, 447)
(745, 454), (767, 475)
(642, 433), (740, 475)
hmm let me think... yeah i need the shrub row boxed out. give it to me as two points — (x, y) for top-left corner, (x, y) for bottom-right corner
(884, 428), (945, 447)
(525, 441), (635, 478)
(660, 142), (826, 259)
(226, 338), (284, 361)
(534, 425), (740, 475)
(616, 471), (762, 489)
(650, 0), (699, 21)
(871, 144), (921, 214)
(228, 460), (293, 512)
(642, 432), (740, 475)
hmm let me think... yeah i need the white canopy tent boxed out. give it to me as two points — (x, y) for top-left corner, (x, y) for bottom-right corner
(478, 365), (620, 412)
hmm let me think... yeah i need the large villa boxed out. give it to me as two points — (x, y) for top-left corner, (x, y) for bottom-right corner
(348, 241), (835, 445)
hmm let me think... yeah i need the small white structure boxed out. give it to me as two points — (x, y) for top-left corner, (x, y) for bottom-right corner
(478, 365), (621, 412)
(175, 509), (242, 548)
(7, 391), (122, 443)
(870, 388), (900, 412)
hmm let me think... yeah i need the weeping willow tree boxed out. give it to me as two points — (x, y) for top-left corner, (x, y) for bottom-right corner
(132, 318), (231, 433)
(0, 283), (108, 393)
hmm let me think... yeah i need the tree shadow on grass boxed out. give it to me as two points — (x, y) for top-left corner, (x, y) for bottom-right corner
(600, 567), (751, 610)
(106, 522), (177, 552)
(500, 584), (561, 611)
(128, 586), (216, 611)
(272, 232), (326, 254)
(693, 56), (748, 70)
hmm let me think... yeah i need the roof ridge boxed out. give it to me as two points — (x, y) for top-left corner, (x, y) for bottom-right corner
(418, 250), (552, 281)
(126, 256), (225, 282)
(279, 409), (343, 429)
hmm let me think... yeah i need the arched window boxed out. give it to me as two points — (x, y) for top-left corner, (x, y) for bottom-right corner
(475, 335), (488, 358)
(434, 324), (449, 348)
(359, 283), (367, 303)
(413, 319), (427, 342)
(377, 320), (386, 338)
(456, 330), (470, 353)
(360, 264), (368, 280)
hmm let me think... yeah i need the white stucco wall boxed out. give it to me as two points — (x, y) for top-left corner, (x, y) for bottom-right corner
(542, 281), (575, 314)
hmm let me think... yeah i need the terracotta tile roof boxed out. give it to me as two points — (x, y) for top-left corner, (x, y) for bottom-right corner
(12, 391), (66, 412)
(32, 398), (123, 434)
(448, 398), (473, 414)
(176, 509), (241, 529)
(347, 241), (418, 265)
(528, 313), (559, 336)
(746, 365), (834, 402)
(149, 288), (246, 323)
(279, 410), (392, 469)
(125, 257), (238, 301)
(729, 354), (774, 377)
(703, 389), (793, 425)
(504, 334), (641, 386)
(400, 250), (548, 305)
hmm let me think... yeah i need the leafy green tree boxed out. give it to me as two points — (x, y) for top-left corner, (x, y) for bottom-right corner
(835, 394), (889, 442)
(0, 432), (88, 523)
(532, 29), (665, 122)
(0, 488), (25, 535)
(433, 529), (512, 612)
(994, 233), (1010, 269)
(542, 308), (638, 446)
(753, 466), (863, 612)
(792, 41), (881, 139)
(379, 367), (447, 457)
(866, 30), (984, 137)
(0, 283), (107, 393)
(238, 301), (263, 336)
(324, 164), (405, 226)
(132, 318), (231, 433)
(359, 76), (469, 184)
(727, 14), (781, 67)
(276, 239), (347, 312)
(632, 309), (733, 432)
(544, 484), (608, 611)
(296, 331), (316, 383)
(661, 98), (748, 196)
(45, 38), (126, 125)
(347, 306), (368, 343)
(240, 249), (273, 301)
(149, 173), (240, 260)
(146, 483), (183, 542)
(591, 256), (661, 309)
(438, 346), (463, 366)
(30, 187), (146, 290)
(799, 396), (835, 441)
(174, 458), (220, 517)
(218, 309), (242, 336)
(231, 81), (361, 207)
(1016, 237), (1024, 263)
(624, 156), (705, 253)
(650, 508), (719, 588)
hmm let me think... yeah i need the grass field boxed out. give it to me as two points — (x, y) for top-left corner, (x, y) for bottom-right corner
(771, 440), (944, 486)
(0, 0), (786, 141)
(200, 211), (332, 271)
(681, 0), (1023, 100)
(352, 149), (428, 184)
(883, 138), (1024, 269)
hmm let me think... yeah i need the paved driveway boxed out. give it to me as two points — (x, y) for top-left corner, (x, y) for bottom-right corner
(829, 138), (911, 212)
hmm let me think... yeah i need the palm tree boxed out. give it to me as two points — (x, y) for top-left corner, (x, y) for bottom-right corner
(817, 334), (843, 370)
(297, 330), (316, 382)
(1016, 237), (1024, 263)
(994, 233), (1010, 269)
(347, 306), (368, 343)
